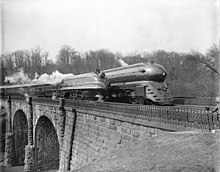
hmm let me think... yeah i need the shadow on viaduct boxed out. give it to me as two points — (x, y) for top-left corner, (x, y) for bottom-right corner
(0, 96), (210, 172)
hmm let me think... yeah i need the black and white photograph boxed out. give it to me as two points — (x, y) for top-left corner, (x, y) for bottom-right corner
(0, 0), (219, 171)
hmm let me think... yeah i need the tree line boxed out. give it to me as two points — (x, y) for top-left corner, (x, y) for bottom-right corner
(0, 44), (219, 97)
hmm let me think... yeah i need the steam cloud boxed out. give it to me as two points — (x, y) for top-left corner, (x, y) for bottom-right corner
(4, 69), (31, 84)
(32, 71), (74, 84)
(5, 69), (74, 85)
(118, 59), (129, 66)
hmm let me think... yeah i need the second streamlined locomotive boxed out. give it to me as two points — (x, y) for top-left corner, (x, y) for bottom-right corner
(0, 62), (173, 105)
(58, 72), (108, 100)
(0, 71), (108, 101)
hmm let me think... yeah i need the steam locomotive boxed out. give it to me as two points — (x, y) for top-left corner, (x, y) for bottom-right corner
(0, 62), (173, 105)
(104, 62), (173, 105)
(58, 72), (108, 100)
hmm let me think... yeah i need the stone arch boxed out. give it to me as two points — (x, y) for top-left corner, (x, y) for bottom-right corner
(35, 115), (59, 171)
(34, 111), (63, 144)
(0, 106), (7, 153)
(12, 109), (28, 166)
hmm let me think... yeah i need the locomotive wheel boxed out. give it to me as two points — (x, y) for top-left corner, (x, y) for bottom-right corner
(130, 96), (145, 105)
(64, 93), (70, 99)
(144, 99), (154, 105)
(78, 93), (85, 100)
(137, 97), (145, 105)
(130, 97), (138, 104)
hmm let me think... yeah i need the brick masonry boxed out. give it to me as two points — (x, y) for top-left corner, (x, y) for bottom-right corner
(24, 145), (35, 172)
(0, 97), (197, 172)
(35, 116), (60, 172)
(65, 108), (167, 171)
(0, 114), (6, 153)
(4, 132), (13, 167)
(12, 110), (28, 166)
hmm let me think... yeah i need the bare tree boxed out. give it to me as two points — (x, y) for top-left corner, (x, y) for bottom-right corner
(191, 45), (220, 76)
(2, 46), (50, 80)
(56, 45), (78, 73)
(29, 46), (49, 76)
(85, 49), (119, 72)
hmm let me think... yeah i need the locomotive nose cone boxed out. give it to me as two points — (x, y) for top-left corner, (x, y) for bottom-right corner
(144, 63), (167, 82)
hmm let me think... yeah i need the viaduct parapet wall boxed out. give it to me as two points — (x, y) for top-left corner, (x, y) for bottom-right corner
(61, 108), (167, 171)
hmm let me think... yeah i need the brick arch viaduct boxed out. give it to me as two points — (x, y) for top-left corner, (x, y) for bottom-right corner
(0, 96), (218, 172)
(0, 97), (64, 172)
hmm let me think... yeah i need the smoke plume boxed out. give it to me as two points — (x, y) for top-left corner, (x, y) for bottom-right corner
(4, 69), (31, 84)
(118, 59), (129, 66)
(5, 69), (74, 85)
(32, 71), (74, 84)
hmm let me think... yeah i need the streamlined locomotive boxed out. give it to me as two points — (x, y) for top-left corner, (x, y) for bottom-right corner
(104, 62), (173, 105)
(57, 72), (108, 100)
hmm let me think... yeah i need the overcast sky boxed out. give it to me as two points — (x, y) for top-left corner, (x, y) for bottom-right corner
(1, 0), (219, 60)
